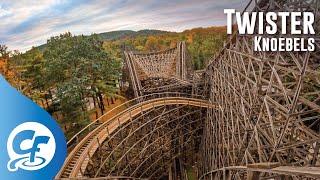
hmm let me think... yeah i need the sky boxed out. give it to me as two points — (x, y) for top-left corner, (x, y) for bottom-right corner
(0, 0), (248, 52)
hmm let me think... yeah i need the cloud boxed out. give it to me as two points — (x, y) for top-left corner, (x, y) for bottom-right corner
(0, 0), (249, 52)
(0, 5), (11, 17)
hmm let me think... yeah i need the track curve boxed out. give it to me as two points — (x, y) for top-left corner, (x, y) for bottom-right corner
(56, 93), (217, 179)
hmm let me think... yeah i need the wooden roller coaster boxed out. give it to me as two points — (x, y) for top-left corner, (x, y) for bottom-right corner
(124, 42), (192, 97)
(56, 0), (320, 179)
(57, 93), (216, 178)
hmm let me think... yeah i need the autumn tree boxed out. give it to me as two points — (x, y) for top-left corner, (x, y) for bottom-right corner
(145, 36), (161, 51)
(0, 45), (18, 86)
(103, 26), (227, 69)
(0, 45), (9, 74)
(0, 44), (10, 58)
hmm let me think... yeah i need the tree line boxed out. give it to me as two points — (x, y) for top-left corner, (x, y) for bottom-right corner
(0, 26), (226, 138)
(103, 26), (227, 70)
(0, 33), (121, 138)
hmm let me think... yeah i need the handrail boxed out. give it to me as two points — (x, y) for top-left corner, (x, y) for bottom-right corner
(127, 46), (177, 56)
(142, 83), (191, 93)
(67, 92), (206, 149)
(58, 176), (146, 180)
(57, 95), (213, 178)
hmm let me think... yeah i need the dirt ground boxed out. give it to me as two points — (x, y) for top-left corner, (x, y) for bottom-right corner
(89, 96), (127, 122)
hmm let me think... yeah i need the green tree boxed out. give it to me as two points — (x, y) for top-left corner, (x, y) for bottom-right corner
(43, 32), (121, 137)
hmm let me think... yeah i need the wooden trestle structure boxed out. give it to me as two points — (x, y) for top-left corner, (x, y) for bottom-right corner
(56, 93), (214, 179)
(124, 42), (192, 97)
(56, 0), (320, 179)
(200, 0), (320, 179)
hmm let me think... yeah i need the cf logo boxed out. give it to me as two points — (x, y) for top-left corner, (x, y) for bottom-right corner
(7, 122), (56, 171)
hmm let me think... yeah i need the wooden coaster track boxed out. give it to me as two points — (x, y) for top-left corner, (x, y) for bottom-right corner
(56, 93), (216, 179)
(56, 0), (320, 179)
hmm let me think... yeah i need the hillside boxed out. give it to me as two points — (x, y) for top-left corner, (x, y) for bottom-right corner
(37, 29), (169, 51)
(34, 26), (227, 70)
(97, 29), (169, 41)
(103, 26), (227, 70)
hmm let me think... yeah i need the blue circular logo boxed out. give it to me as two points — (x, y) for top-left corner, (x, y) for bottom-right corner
(0, 76), (67, 180)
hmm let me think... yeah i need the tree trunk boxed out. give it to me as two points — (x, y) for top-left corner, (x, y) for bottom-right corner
(106, 97), (110, 106)
(44, 94), (49, 108)
(93, 96), (99, 118)
(98, 92), (105, 114)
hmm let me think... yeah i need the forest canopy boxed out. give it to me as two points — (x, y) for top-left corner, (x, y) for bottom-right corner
(0, 26), (226, 138)
(103, 26), (227, 70)
(1, 33), (121, 138)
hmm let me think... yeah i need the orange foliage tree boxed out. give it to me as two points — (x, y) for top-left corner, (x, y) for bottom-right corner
(0, 45), (18, 86)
